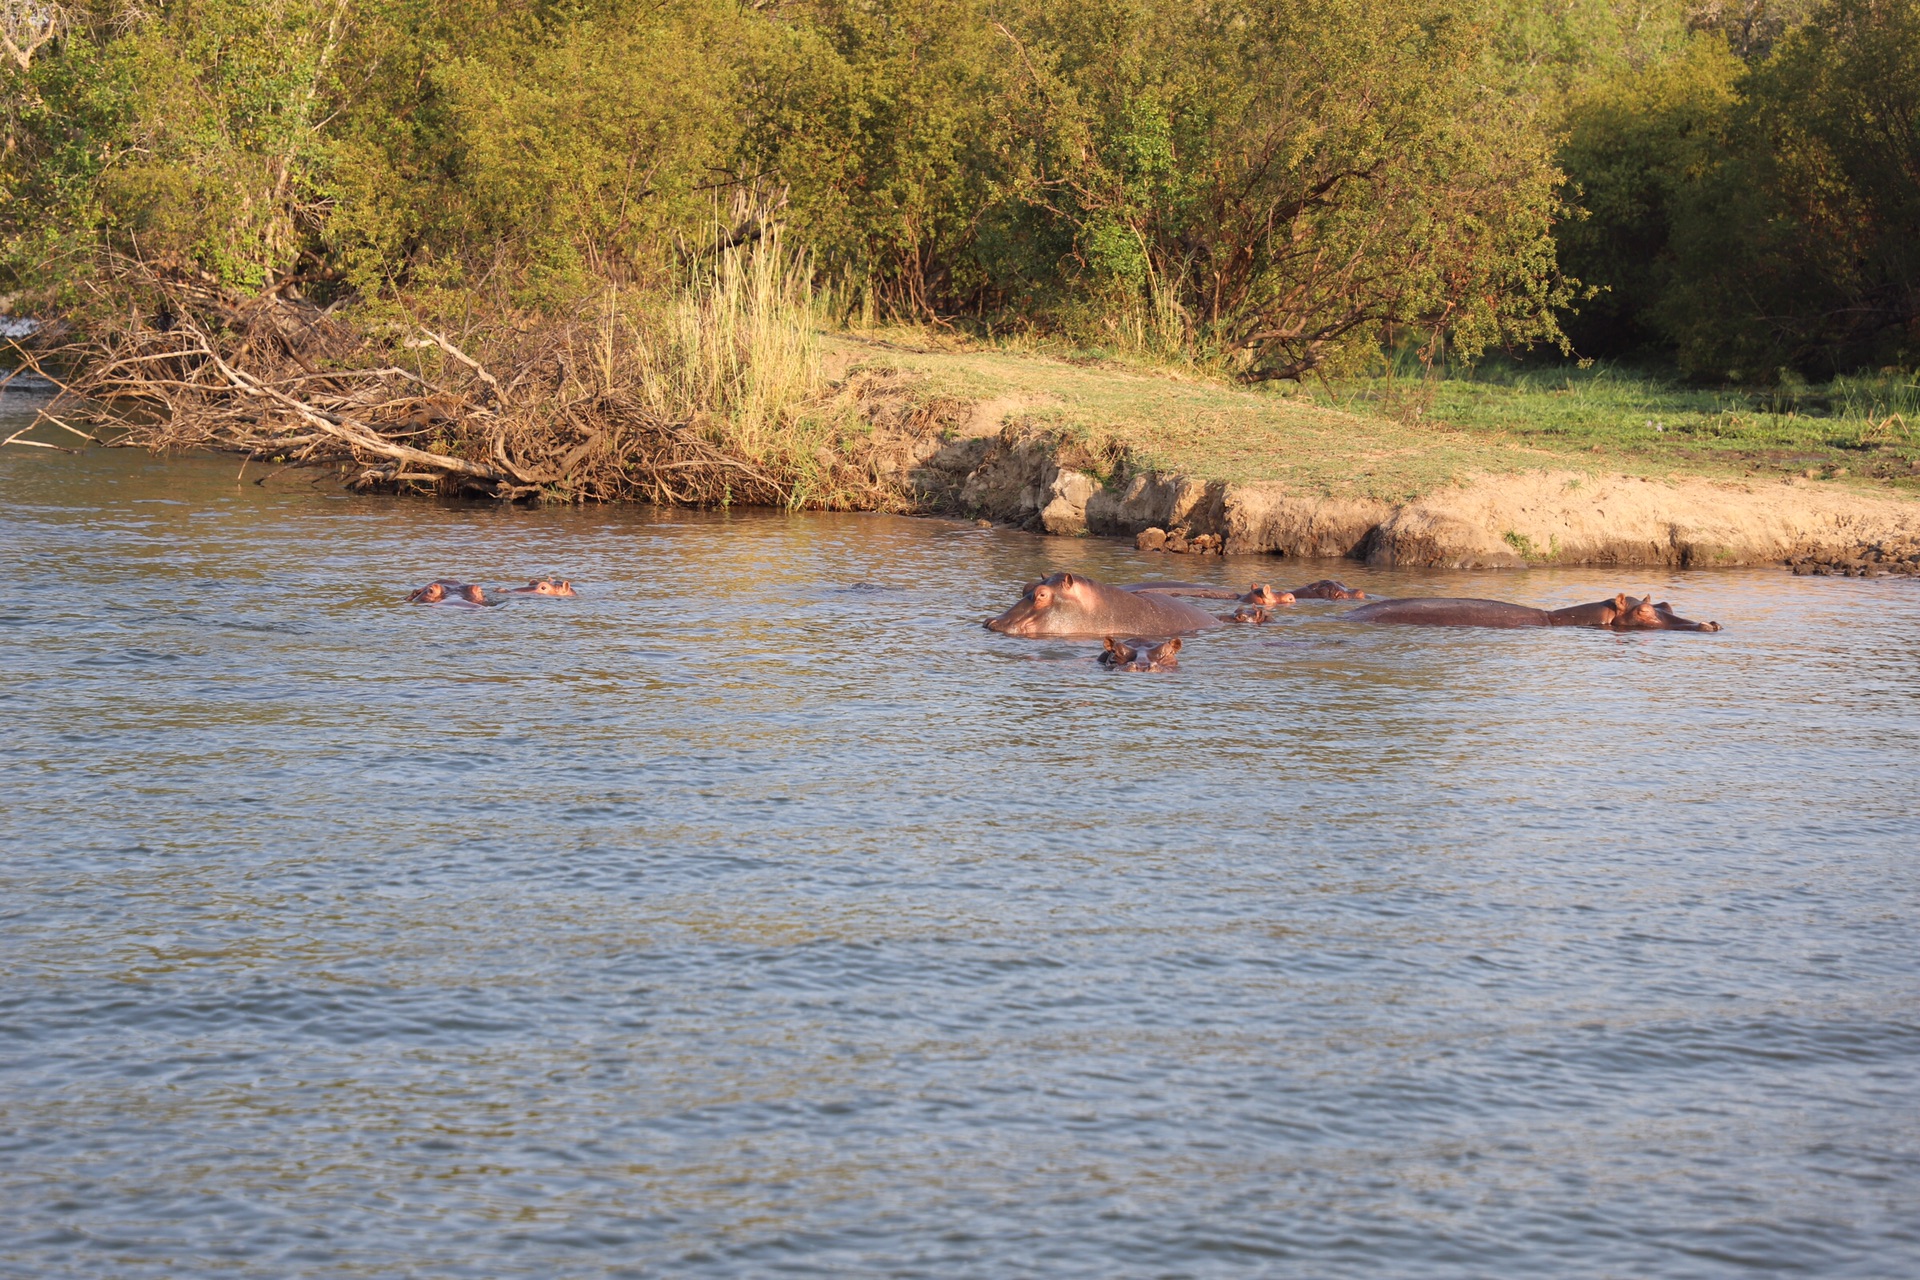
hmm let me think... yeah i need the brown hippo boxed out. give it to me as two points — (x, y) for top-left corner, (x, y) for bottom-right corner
(505, 578), (577, 597)
(1228, 606), (1271, 625)
(987, 573), (1221, 638)
(407, 582), (494, 607)
(1099, 636), (1182, 672)
(1345, 593), (1721, 631)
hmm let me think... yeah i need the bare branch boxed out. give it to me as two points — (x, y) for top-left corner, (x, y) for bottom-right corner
(0, 0), (67, 71)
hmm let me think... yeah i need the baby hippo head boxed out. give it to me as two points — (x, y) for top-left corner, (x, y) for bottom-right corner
(1229, 606), (1270, 625)
(986, 572), (1099, 636)
(1241, 585), (1296, 607)
(1099, 636), (1181, 671)
(408, 582), (447, 604)
(539, 579), (577, 597)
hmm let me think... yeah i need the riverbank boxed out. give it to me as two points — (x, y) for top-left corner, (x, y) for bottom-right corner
(832, 333), (1920, 572)
(12, 307), (1920, 575)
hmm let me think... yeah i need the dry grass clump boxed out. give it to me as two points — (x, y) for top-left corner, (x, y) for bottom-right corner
(12, 230), (895, 509)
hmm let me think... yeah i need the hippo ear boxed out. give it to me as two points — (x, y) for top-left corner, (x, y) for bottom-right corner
(1059, 572), (1076, 589)
(1160, 638), (1182, 656)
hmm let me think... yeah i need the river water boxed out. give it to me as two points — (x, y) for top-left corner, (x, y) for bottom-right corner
(3, 416), (1918, 1277)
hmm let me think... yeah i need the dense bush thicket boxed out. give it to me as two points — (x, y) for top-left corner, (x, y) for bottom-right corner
(0, 0), (1568, 381)
(1552, 0), (1920, 379)
(1, 0), (1915, 383)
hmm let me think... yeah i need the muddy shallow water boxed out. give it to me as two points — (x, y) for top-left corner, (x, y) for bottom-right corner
(3, 428), (1919, 1278)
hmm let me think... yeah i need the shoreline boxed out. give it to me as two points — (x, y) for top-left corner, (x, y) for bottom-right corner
(10, 337), (1920, 575)
(840, 339), (1920, 576)
(934, 456), (1920, 577)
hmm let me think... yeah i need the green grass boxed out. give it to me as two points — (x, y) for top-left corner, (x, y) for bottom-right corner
(1332, 358), (1920, 487)
(830, 331), (1920, 502)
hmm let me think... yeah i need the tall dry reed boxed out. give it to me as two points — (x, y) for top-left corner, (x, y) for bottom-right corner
(641, 225), (827, 465)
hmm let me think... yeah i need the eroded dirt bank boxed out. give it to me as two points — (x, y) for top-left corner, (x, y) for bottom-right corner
(878, 410), (1920, 573)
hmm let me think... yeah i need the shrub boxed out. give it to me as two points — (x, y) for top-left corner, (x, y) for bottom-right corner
(1661, 0), (1920, 378)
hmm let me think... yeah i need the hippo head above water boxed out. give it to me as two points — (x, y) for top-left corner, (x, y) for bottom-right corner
(508, 578), (577, 597)
(987, 572), (1085, 636)
(1537, 592), (1721, 631)
(1242, 585), (1296, 607)
(1601, 594), (1721, 631)
(1100, 636), (1181, 672)
(408, 582), (448, 604)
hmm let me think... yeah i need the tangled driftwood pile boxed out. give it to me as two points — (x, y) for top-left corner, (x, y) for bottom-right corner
(8, 260), (812, 506)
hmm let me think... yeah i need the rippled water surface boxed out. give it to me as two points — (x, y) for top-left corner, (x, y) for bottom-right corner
(3, 425), (1919, 1278)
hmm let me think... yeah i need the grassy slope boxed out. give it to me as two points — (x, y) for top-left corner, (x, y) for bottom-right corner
(830, 333), (1920, 503)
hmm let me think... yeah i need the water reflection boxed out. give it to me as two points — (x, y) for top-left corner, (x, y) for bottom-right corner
(2, 433), (1918, 1278)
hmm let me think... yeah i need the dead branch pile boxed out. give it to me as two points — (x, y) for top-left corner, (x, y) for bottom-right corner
(8, 259), (868, 507)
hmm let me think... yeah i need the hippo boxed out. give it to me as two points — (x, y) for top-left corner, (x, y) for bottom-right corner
(1100, 636), (1182, 671)
(1344, 593), (1721, 631)
(1228, 606), (1271, 624)
(407, 582), (494, 607)
(505, 578), (577, 597)
(986, 573), (1221, 638)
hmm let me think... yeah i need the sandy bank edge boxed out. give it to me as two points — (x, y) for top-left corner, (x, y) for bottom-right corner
(896, 417), (1920, 567)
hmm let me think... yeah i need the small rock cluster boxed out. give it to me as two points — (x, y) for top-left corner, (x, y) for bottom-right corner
(1788, 542), (1920, 576)
(1136, 526), (1224, 554)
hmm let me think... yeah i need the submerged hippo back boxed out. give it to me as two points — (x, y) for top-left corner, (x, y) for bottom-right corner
(1344, 598), (1550, 628)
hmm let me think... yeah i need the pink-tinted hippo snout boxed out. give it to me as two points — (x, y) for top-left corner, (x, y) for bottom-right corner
(986, 601), (1042, 634)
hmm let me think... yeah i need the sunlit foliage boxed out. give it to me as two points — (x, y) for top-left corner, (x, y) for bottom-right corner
(2, 0), (1914, 384)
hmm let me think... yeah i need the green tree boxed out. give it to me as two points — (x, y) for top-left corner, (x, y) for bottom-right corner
(1554, 33), (1740, 357)
(989, 0), (1573, 377)
(1663, 0), (1920, 377)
